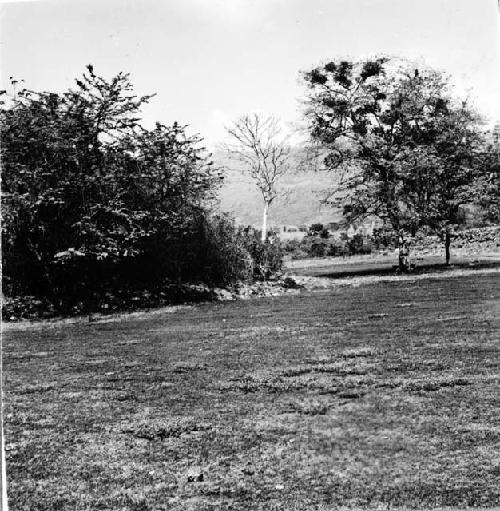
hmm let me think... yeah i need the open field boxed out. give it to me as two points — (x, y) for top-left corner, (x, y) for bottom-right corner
(3, 272), (500, 510)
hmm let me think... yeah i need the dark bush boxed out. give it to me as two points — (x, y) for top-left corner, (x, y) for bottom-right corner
(372, 226), (396, 249)
(1, 68), (284, 317)
(283, 239), (301, 254)
(347, 234), (365, 255)
(310, 241), (327, 257)
(199, 214), (254, 285)
(282, 239), (309, 260)
(308, 223), (325, 236)
(327, 242), (348, 257)
(282, 230), (375, 260)
(241, 231), (283, 280)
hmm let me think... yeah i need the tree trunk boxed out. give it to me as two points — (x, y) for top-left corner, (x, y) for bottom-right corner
(261, 201), (269, 242)
(445, 228), (451, 265)
(398, 233), (410, 273)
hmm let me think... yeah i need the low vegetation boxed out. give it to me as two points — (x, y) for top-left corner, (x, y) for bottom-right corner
(283, 225), (500, 261)
(283, 232), (372, 259)
(3, 272), (500, 510)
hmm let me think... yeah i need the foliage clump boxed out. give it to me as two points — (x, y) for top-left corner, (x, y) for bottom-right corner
(1, 67), (280, 316)
(302, 57), (495, 267)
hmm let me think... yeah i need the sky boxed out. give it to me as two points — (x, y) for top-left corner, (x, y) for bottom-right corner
(1, 0), (500, 147)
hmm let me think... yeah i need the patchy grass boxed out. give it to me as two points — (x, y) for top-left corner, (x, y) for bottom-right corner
(3, 273), (500, 510)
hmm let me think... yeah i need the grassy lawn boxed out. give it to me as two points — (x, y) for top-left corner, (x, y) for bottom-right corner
(287, 255), (500, 279)
(3, 273), (500, 510)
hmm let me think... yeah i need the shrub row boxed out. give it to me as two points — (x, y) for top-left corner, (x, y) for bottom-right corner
(283, 233), (373, 260)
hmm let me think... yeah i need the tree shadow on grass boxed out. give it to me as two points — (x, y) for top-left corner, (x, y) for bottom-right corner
(302, 259), (500, 279)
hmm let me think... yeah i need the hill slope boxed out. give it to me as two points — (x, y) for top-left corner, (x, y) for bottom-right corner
(216, 154), (341, 227)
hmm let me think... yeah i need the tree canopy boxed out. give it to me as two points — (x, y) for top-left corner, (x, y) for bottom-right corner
(302, 57), (491, 264)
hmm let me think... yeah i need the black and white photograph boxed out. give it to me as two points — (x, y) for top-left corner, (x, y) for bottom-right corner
(1, 0), (500, 509)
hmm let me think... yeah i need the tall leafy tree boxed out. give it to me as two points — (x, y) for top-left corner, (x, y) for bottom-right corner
(476, 124), (500, 225)
(2, 67), (152, 278)
(302, 57), (487, 267)
(399, 101), (486, 263)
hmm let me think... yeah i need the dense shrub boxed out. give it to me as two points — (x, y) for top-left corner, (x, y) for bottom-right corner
(282, 239), (308, 260)
(347, 233), (372, 255)
(1, 68), (283, 315)
(327, 242), (349, 257)
(198, 214), (254, 285)
(282, 232), (373, 259)
(372, 226), (396, 250)
(310, 241), (327, 257)
(308, 223), (329, 238)
(241, 232), (283, 279)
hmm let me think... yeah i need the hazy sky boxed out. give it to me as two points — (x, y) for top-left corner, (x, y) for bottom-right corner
(1, 0), (499, 147)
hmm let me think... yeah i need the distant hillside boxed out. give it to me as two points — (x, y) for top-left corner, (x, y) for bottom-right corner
(214, 152), (342, 227)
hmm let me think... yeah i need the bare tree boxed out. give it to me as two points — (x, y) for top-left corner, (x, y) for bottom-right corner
(225, 114), (291, 241)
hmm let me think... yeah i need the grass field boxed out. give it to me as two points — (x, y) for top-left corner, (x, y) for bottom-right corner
(3, 272), (500, 510)
(286, 254), (500, 278)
